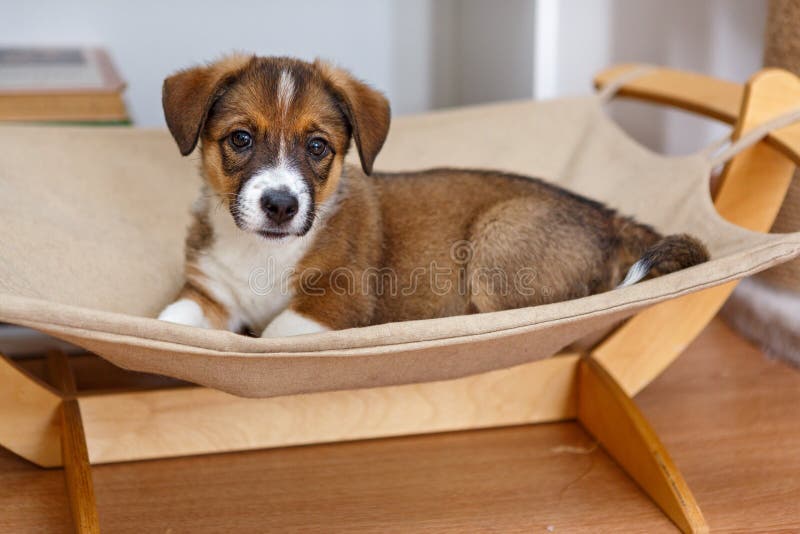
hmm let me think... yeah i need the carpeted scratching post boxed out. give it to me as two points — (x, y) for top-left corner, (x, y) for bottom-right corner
(722, 0), (800, 366)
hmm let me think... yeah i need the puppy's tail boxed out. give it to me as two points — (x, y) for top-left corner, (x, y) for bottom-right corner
(618, 234), (709, 288)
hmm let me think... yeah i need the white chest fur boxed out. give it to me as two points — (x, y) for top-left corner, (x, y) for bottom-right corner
(198, 206), (318, 332)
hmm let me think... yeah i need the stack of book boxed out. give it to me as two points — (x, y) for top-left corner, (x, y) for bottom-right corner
(0, 46), (129, 355)
(0, 47), (128, 123)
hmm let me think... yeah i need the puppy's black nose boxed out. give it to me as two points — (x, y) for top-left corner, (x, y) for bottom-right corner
(261, 190), (299, 224)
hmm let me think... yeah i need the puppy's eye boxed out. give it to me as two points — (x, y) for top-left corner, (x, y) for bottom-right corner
(229, 130), (253, 150)
(307, 137), (329, 158)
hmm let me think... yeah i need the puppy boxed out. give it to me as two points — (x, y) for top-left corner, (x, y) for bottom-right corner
(158, 55), (709, 337)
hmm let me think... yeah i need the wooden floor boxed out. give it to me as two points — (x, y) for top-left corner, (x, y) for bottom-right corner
(1, 318), (799, 533)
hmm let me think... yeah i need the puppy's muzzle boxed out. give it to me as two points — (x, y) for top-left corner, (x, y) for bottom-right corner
(261, 189), (299, 225)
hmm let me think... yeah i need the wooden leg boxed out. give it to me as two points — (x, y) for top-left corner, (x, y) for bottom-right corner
(577, 357), (708, 534)
(47, 351), (100, 534)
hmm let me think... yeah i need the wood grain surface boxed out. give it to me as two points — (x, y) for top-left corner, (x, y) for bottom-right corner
(595, 64), (800, 166)
(578, 358), (707, 533)
(46, 351), (100, 534)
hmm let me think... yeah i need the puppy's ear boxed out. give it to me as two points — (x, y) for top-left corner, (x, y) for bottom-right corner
(315, 60), (391, 175)
(162, 54), (253, 156)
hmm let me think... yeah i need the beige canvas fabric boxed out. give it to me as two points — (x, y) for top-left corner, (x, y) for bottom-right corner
(1, 94), (799, 397)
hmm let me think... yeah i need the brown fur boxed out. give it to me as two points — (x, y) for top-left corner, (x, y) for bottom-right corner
(298, 167), (703, 325)
(162, 55), (709, 334)
(177, 281), (230, 330)
(162, 54), (254, 156)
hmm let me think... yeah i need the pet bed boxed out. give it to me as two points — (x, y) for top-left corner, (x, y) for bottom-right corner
(2, 64), (800, 533)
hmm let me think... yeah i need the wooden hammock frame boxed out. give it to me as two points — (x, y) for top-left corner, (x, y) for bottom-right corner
(3, 64), (800, 533)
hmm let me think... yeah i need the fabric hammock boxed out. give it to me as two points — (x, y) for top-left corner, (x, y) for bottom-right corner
(1, 77), (799, 398)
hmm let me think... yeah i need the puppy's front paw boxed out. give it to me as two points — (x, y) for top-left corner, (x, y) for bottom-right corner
(158, 299), (211, 329)
(261, 310), (329, 338)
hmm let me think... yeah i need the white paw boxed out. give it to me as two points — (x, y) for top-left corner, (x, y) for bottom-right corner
(158, 299), (211, 328)
(261, 309), (329, 338)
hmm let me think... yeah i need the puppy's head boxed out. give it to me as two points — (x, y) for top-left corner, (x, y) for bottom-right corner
(162, 55), (390, 239)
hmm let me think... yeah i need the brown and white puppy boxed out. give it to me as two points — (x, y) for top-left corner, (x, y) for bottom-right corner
(158, 54), (709, 337)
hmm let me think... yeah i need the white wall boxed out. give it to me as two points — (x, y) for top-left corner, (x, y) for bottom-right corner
(0, 0), (404, 125)
(534, 0), (768, 154)
(1, 0), (768, 153)
(0, 0), (537, 126)
(390, 0), (536, 109)
(455, 0), (535, 106)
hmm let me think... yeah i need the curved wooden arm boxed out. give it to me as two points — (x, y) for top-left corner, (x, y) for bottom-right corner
(595, 63), (800, 166)
(593, 64), (800, 396)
